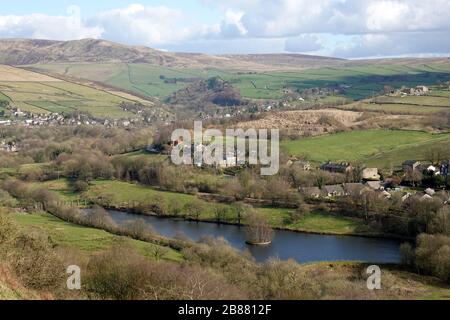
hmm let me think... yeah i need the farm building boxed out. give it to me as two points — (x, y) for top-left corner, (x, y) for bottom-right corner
(415, 86), (429, 95)
(402, 160), (421, 172)
(400, 86), (429, 96)
(320, 162), (353, 174)
(362, 168), (380, 181)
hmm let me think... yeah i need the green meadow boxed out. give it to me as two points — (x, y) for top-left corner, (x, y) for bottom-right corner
(82, 180), (370, 235)
(31, 62), (450, 101)
(13, 212), (182, 261)
(0, 80), (134, 118)
(282, 130), (450, 167)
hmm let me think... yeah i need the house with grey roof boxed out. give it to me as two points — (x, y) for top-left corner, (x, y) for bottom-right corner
(320, 162), (353, 174)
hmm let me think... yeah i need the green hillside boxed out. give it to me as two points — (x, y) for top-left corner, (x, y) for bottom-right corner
(282, 130), (450, 168)
(30, 62), (450, 101)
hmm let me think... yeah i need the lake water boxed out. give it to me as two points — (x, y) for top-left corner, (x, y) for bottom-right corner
(105, 209), (403, 264)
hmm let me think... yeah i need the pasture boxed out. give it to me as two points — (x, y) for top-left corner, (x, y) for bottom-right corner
(281, 130), (450, 168)
(340, 88), (450, 115)
(0, 65), (136, 118)
(13, 212), (182, 261)
(30, 62), (450, 101)
(0, 81), (134, 118)
(82, 180), (369, 235)
(341, 102), (449, 114)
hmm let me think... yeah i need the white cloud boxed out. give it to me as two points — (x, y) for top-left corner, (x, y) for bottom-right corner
(203, 0), (450, 57)
(285, 34), (323, 52)
(366, 1), (410, 32)
(332, 31), (450, 58)
(90, 4), (198, 45)
(0, 6), (102, 40)
(0, 1), (449, 57)
(218, 9), (248, 37)
(213, 0), (450, 36)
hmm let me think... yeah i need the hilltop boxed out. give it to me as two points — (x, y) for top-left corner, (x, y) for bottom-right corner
(0, 38), (344, 70)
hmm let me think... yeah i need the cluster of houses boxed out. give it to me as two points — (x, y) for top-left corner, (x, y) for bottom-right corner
(150, 140), (249, 169)
(389, 85), (429, 97)
(0, 108), (144, 128)
(298, 158), (450, 204)
(301, 181), (388, 199)
(301, 181), (449, 204)
(402, 159), (449, 178)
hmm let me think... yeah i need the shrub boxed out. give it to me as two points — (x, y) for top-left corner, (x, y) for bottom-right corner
(399, 242), (415, 267)
(86, 245), (246, 300)
(0, 189), (18, 207)
(9, 231), (65, 291)
(74, 180), (89, 192)
(87, 205), (117, 229)
(415, 234), (450, 283)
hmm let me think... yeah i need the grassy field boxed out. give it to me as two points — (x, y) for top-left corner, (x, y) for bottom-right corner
(30, 62), (450, 100)
(340, 87), (450, 115)
(0, 81), (133, 118)
(365, 137), (450, 168)
(258, 208), (372, 235)
(0, 65), (137, 118)
(13, 212), (182, 261)
(342, 102), (449, 114)
(84, 180), (371, 235)
(282, 130), (450, 168)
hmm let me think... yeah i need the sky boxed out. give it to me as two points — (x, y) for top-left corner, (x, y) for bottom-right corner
(1, 0), (450, 59)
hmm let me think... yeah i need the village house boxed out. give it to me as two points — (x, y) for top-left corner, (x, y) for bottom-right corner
(343, 183), (368, 196)
(320, 162), (353, 174)
(365, 181), (382, 190)
(402, 160), (421, 172)
(415, 86), (429, 95)
(300, 187), (322, 198)
(322, 185), (345, 198)
(400, 86), (429, 96)
(362, 168), (380, 181)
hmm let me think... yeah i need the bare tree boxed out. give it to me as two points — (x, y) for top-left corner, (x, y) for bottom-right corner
(245, 212), (274, 245)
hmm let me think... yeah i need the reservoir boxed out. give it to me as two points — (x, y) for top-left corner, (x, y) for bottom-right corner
(105, 209), (403, 264)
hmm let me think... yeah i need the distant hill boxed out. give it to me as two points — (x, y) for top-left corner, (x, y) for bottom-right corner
(0, 38), (344, 70)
